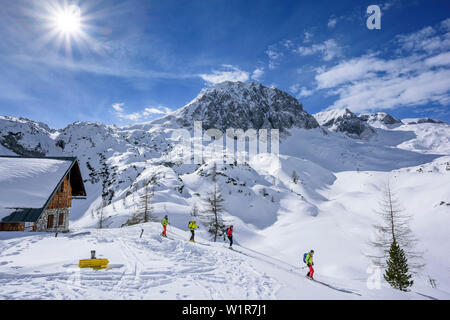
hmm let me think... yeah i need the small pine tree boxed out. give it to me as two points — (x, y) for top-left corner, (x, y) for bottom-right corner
(291, 170), (299, 184)
(384, 238), (413, 291)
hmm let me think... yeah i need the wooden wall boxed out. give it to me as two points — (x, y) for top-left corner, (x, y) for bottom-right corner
(47, 175), (72, 209)
(1, 174), (73, 232)
(0, 222), (24, 231)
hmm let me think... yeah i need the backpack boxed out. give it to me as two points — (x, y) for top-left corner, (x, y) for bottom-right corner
(303, 253), (308, 264)
(188, 221), (194, 229)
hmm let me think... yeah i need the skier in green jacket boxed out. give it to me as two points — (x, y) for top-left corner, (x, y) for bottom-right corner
(188, 220), (199, 242)
(305, 250), (314, 279)
(161, 215), (170, 237)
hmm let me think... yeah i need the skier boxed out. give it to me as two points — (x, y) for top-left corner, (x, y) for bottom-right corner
(226, 225), (233, 248)
(188, 220), (199, 242)
(305, 250), (314, 279)
(161, 215), (170, 237)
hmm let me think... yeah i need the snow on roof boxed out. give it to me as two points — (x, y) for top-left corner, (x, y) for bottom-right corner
(0, 157), (72, 220)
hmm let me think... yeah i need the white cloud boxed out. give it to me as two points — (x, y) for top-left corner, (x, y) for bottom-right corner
(144, 108), (164, 115)
(118, 112), (142, 121)
(326, 69), (450, 112)
(425, 51), (450, 67)
(143, 106), (172, 115)
(200, 65), (249, 84)
(327, 18), (337, 29)
(396, 25), (450, 54)
(112, 102), (125, 112)
(114, 104), (171, 122)
(297, 39), (342, 61)
(313, 20), (450, 113)
(442, 18), (450, 31)
(382, 1), (396, 11)
(265, 45), (284, 69)
(304, 31), (313, 42)
(283, 40), (294, 49)
(315, 54), (419, 89)
(298, 87), (314, 97)
(251, 67), (264, 81)
(289, 84), (315, 98)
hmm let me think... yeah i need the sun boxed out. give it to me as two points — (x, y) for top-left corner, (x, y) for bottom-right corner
(53, 5), (82, 35)
(29, 1), (105, 56)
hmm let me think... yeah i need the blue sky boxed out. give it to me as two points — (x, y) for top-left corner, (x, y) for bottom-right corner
(0, 0), (449, 128)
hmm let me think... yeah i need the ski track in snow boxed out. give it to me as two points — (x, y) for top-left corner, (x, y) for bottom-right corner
(0, 227), (279, 300)
(0, 225), (448, 300)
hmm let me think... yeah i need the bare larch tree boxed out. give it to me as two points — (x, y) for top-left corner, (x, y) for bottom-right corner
(368, 179), (424, 273)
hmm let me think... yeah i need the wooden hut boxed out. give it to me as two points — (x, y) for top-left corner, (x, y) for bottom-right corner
(0, 156), (86, 232)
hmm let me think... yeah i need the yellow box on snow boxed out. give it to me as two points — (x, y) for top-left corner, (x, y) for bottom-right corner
(78, 258), (109, 269)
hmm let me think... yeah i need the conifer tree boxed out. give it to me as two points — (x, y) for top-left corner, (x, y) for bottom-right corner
(384, 238), (414, 291)
(369, 180), (424, 273)
(201, 163), (226, 242)
(291, 170), (299, 184)
(97, 198), (112, 229)
(125, 179), (157, 226)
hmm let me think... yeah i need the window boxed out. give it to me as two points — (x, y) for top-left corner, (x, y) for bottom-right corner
(47, 214), (54, 229)
(60, 183), (64, 193)
(58, 213), (64, 226)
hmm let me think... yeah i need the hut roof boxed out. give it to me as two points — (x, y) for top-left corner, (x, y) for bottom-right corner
(0, 156), (86, 223)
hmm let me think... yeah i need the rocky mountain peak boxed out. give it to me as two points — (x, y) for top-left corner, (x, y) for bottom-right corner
(168, 81), (319, 132)
(314, 108), (376, 139)
(359, 112), (403, 126)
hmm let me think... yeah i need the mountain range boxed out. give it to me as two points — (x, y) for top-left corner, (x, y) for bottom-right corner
(1, 81), (449, 298)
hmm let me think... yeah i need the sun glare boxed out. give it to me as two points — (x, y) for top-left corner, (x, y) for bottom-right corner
(32, 1), (104, 56)
(53, 5), (82, 35)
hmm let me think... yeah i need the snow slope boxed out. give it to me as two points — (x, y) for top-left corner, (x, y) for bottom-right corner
(395, 122), (450, 155)
(246, 155), (450, 293)
(1, 223), (448, 300)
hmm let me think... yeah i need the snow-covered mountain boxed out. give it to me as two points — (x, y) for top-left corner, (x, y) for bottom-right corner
(1, 81), (449, 299)
(314, 108), (376, 138)
(359, 112), (403, 128)
(161, 81), (319, 132)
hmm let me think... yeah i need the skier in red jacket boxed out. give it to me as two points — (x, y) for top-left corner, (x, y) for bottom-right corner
(226, 225), (233, 248)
